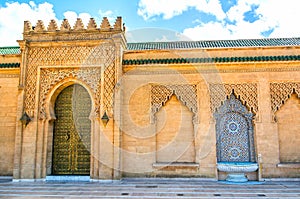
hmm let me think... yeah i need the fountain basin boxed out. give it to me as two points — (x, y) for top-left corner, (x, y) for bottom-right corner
(217, 162), (258, 182)
(217, 162), (258, 173)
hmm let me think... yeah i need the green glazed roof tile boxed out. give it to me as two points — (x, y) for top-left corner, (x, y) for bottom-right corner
(127, 37), (300, 50)
(1, 38), (300, 54)
(123, 55), (300, 65)
(0, 63), (20, 68)
(0, 46), (21, 55)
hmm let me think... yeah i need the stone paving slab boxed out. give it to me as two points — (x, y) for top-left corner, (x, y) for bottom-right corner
(0, 178), (299, 198)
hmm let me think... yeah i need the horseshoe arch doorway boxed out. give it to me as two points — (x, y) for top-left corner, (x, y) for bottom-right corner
(51, 84), (92, 175)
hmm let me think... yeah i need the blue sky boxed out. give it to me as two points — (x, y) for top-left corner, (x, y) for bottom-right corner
(0, 0), (299, 46)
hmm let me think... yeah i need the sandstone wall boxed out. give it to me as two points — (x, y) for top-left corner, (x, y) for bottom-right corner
(121, 53), (300, 178)
(0, 69), (19, 175)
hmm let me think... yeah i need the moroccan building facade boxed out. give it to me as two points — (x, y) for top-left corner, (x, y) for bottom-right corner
(0, 17), (300, 181)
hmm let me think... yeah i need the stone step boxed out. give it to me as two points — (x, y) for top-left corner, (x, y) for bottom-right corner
(0, 179), (299, 198)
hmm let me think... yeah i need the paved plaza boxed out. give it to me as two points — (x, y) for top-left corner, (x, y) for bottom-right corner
(0, 178), (299, 198)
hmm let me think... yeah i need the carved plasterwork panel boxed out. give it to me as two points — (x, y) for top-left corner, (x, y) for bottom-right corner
(39, 67), (101, 119)
(24, 44), (115, 116)
(209, 83), (258, 115)
(103, 50), (116, 115)
(151, 84), (198, 123)
(270, 82), (300, 120)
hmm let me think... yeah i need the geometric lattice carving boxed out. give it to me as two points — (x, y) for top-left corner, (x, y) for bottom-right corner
(270, 82), (300, 119)
(214, 94), (256, 162)
(209, 83), (258, 115)
(103, 48), (116, 116)
(151, 84), (198, 123)
(24, 44), (115, 116)
(39, 67), (101, 119)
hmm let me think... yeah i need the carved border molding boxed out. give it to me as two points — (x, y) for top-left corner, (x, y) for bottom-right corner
(0, 74), (19, 78)
(270, 82), (300, 120)
(39, 67), (101, 119)
(150, 84), (198, 123)
(124, 66), (300, 75)
(209, 83), (258, 115)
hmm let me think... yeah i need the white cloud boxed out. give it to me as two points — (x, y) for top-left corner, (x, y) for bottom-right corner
(63, 11), (77, 27)
(0, 1), (56, 46)
(138, 0), (300, 40)
(98, 9), (116, 24)
(256, 0), (300, 38)
(182, 0), (300, 40)
(0, 1), (102, 46)
(63, 11), (91, 28)
(183, 22), (232, 40)
(138, 0), (191, 20)
(137, 0), (225, 20)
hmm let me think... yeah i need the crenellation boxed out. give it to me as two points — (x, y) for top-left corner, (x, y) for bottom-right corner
(24, 21), (33, 33)
(113, 16), (123, 31)
(100, 17), (111, 31)
(22, 17), (124, 37)
(60, 19), (71, 31)
(47, 19), (58, 31)
(87, 18), (97, 30)
(73, 18), (85, 30)
(34, 20), (46, 32)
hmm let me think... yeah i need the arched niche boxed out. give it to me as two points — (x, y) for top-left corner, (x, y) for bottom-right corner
(214, 93), (256, 163)
(275, 94), (300, 163)
(155, 95), (196, 163)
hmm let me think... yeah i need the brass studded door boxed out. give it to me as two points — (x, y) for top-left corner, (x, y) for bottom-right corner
(52, 84), (91, 175)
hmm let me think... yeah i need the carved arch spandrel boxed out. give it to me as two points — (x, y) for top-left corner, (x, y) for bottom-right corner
(150, 84), (198, 123)
(24, 43), (115, 116)
(209, 83), (258, 116)
(39, 67), (101, 120)
(270, 82), (300, 121)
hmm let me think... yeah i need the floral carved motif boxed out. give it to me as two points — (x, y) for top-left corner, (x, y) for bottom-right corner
(151, 84), (198, 123)
(209, 83), (258, 115)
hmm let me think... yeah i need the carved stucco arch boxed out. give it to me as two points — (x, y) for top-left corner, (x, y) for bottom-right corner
(39, 67), (101, 120)
(150, 84), (198, 123)
(270, 82), (300, 121)
(209, 83), (258, 116)
(44, 78), (96, 122)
